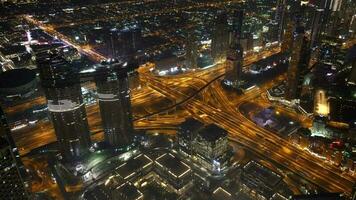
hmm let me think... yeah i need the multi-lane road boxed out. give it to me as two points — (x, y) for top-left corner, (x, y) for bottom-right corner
(16, 8), (356, 196)
(139, 56), (355, 195)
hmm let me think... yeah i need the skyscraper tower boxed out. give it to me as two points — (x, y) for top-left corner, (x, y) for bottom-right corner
(281, 18), (294, 52)
(317, 0), (342, 11)
(275, 0), (287, 42)
(95, 61), (134, 149)
(211, 11), (229, 63)
(108, 29), (119, 59)
(229, 10), (243, 45)
(37, 51), (91, 162)
(285, 26), (310, 100)
(120, 26), (142, 60)
(226, 42), (243, 84)
(186, 29), (198, 69)
(0, 108), (28, 200)
(107, 26), (142, 60)
(313, 0), (343, 36)
(310, 8), (324, 48)
(226, 10), (244, 86)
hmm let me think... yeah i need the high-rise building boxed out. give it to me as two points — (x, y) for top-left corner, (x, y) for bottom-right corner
(211, 11), (229, 63)
(193, 124), (230, 173)
(185, 29), (198, 69)
(311, 0), (343, 36)
(275, 0), (287, 42)
(95, 61), (134, 149)
(229, 10), (243, 45)
(37, 51), (91, 161)
(177, 118), (204, 155)
(0, 108), (28, 200)
(226, 42), (244, 85)
(120, 27), (142, 60)
(310, 8), (324, 48)
(285, 26), (310, 100)
(225, 10), (244, 86)
(107, 29), (119, 59)
(281, 14), (295, 52)
(106, 26), (142, 60)
(328, 95), (356, 124)
(316, 0), (342, 11)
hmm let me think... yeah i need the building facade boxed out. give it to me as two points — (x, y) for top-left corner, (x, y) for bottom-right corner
(211, 11), (229, 63)
(285, 26), (310, 100)
(95, 61), (134, 149)
(0, 108), (28, 200)
(37, 51), (91, 162)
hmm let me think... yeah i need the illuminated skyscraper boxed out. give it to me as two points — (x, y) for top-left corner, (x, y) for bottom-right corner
(226, 10), (244, 86)
(95, 61), (134, 149)
(120, 27), (142, 59)
(310, 8), (324, 47)
(281, 14), (295, 52)
(37, 51), (91, 161)
(311, 0), (343, 36)
(285, 26), (310, 100)
(107, 26), (142, 60)
(226, 42), (243, 85)
(275, 0), (287, 42)
(229, 10), (243, 45)
(186, 29), (198, 69)
(211, 11), (229, 63)
(0, 108), (28, 200)
(317, 0), (342, 11)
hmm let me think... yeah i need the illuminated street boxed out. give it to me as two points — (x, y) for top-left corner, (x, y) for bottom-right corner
(0, 0), (355, 199)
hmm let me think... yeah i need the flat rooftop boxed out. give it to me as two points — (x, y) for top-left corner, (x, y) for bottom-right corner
(116, 182), (143, 200)
(243, 161), (282, 189)
(198, 124), (227, 142)
(115, 154), (153, 180)
(83, 185), (111, 200)
(212, 187), (234, 200)
(155, 153), (191, 178)
(178, 118), (204, 138)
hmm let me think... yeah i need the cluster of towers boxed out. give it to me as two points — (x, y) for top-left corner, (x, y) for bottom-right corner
(277, 0), (349, 102)
(36, 51), (135, 163)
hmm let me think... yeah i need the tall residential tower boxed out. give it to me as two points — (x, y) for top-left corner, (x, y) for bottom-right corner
(285, 26), (310, 100)
(211, 11), (229, 63)
(95, 61), (134, 149)
(225, 10), (244, 86)
(37, 51), (91, 162)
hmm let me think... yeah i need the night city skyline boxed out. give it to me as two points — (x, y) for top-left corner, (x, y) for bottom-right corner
(0, 0), (355, 199)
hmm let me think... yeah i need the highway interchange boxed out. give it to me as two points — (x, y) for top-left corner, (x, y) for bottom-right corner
(7, 6), (355, 197)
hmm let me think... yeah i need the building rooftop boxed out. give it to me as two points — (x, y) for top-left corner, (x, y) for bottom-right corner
(197, 124), (227, 142)
(292, 193), (345, 200)
(83, 185), (112, 200)
(243, 161), (282, 188)
(0, 45), (27, 56)
(178, 118), (204, 138)
(212, 187), (234, 200)
(116, 182), (143, 200)
(115, 154), (153, 180)
(242, 161), (282, 198)
(0, 68), (36, 89)
(155, 153), (191, 178)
